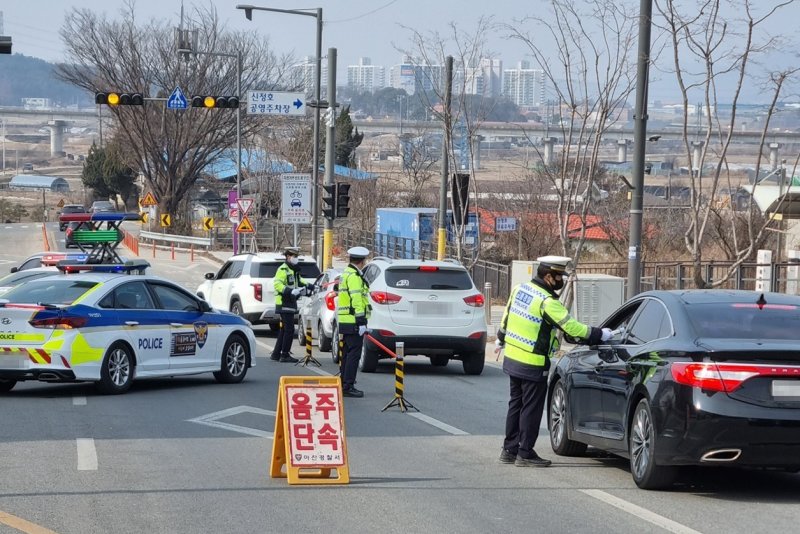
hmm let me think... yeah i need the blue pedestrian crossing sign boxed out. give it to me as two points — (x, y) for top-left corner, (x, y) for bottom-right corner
(167, 86), (188, 110)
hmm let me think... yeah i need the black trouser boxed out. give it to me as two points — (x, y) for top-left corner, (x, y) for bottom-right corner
(503, 375), (548, 459)
(271, 311), (296, 359)
(341, 332), (363, 390)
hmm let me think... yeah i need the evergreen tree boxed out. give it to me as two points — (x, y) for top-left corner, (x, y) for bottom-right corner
(334, 106), (364, 167)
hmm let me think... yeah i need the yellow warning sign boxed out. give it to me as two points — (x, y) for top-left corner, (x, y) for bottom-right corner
(160, 214), (171, 227)
(140, 212), (148, 224)
(203, 217), (214, 231)
(57, 198), (65, 208)
(270, 376), (350, 485)
(236, 216), (254, 233)
(141, 192), (158, 207)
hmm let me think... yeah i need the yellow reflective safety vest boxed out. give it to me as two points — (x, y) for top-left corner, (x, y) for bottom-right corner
(274, 262), (304, 313)
(499, 278), (596, 381)
(337, 264), (370, 334)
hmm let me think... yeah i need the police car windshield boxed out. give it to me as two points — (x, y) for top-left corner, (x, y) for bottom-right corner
(255, 261), (321, 279)
(384, 268), (473, 290)
(0, 279), (98, 305)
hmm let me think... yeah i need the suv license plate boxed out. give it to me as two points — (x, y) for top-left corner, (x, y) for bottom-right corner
(417, 303), (449, 315)
(771, 380), (800, 399)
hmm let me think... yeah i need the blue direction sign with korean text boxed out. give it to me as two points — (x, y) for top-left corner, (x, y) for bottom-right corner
(167, 86), (188, 110)
(247, 91), (305, 116)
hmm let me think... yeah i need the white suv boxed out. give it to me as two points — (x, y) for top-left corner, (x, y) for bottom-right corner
(196, 253), (320, 329)
(354, 257), (487, 375)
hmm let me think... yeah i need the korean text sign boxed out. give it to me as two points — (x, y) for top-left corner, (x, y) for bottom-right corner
(285, 385), (345, 467)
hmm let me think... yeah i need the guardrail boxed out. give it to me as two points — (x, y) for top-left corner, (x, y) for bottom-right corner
(139, 230), (212, 248)
(122, 230), (139, 256)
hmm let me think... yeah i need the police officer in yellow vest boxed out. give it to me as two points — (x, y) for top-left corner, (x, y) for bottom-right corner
(270, 246), (309, 363)
(337, 246), (371, 398)
(496, 255), (613, 467)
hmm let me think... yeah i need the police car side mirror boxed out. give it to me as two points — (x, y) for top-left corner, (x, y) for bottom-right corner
(199, 299), (212, 312)
(204, 272), (215, 280)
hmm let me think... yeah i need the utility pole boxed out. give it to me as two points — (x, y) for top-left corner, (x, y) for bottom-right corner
(626, 0), (653, 299)
(322, 47), (337, 271)
(438, 56), (453, 261)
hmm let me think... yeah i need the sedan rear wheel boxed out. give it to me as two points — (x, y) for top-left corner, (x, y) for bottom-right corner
(549, 380), (587, 456)
(214, 335), (250, 384)
(318, 321), (333, 352)
(0, 379), (17, 393)
(630, 398), (676, 489)
(331, 324), (340, 364)
(96, 342), (134, 394)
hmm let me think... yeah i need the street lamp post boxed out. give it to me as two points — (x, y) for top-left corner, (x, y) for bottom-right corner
(237, 4), (323, 262)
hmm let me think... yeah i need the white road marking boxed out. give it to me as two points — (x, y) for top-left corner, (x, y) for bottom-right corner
(580, 489), (703, 534)
(187, 405), (275, 438)
(255, 339), (275, 353)
(3, 226), (11, 230)
(407, 412), (470, 435)
(76, 438), (98, 471)
(72, 396), (87, 406)
(20, 225), (28, 229)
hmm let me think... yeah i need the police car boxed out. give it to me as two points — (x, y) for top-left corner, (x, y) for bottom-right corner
(0, 265), (256, 394)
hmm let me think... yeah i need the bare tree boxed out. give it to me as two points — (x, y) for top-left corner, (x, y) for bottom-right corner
(57, 3), (294, 232)
(655, 0), (799, 287)
(504, 0), (638, 266)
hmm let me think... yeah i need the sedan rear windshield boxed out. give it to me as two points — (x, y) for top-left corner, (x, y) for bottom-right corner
(254, 262), (321, 279)
(0, 280), (98, 305)
(384, 267), (473, 290)
(686, 303), (800, 340)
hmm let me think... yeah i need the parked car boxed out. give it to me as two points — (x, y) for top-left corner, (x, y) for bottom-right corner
(0, 271), (255, 394)
(59, 204), (87, 231)
(297, 268), (342, 354)
(548, 289), (800, 490)
(196, 252), (321, 329)
(64, 221), (84, 248)
(90, 200), (116, 214)
(22, 163), (33, 172)
(354, 257), (487, 375)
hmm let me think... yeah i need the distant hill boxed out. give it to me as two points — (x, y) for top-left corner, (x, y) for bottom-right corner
(0, 53), (92, 107)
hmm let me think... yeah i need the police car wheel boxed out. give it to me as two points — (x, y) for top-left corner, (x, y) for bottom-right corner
(461, 351), (485, 375)
(0, 379), (17, 393)
(359, 341), (379, 373)
(96, 342), (134, 395)
(213, 334), (249, 384)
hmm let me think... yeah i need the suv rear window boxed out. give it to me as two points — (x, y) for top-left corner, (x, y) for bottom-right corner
(384, 267), (473, 290)
(254, 262), (321, 279)
(686, 303), (800, 340)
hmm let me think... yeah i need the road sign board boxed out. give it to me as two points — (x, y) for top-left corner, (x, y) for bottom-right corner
(203, 217), (214, 231)
(237, 198), (254, 216)
(160, 214), (171, 227)
(141, 192), (158, 206)
(57, 198), (65, 208)
(247, 91), (306, 116)
(167, 86), (188, 110)
(280, 173), (312, 224)
(140, 212), (148, 224)
(237, 216), (254, 233)
(495, 217), (517, 232)
(228, 208), (240, 224)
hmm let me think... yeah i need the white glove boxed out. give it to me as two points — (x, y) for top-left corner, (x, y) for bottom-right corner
(495, 338), (504, 349)
(601, 327), (614, 342)
(358, 325), (367, 336)
(291, 288), (303, 297)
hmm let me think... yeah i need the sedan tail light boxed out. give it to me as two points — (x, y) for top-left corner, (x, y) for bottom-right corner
(671, 362), (776, 393)
(370, 291), (402, 305)
(324, 291), (336, 311)
(252, 283), (262, 302)
(463, 294), (485, 307)
(29, 313), (87, 330)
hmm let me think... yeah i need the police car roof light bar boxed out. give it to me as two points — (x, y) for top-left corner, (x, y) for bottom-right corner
(56, 260), (151, 274)
(41, 253), (88, 266)
(58, 213), (143, 223)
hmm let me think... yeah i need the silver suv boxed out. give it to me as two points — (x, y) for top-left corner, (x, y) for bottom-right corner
(196, 253), (320, 329)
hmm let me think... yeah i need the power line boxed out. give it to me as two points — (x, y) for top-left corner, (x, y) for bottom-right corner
(327, 0), (400, 24)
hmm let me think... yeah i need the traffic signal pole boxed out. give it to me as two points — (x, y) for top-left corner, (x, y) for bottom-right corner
(322, 47), (337, 271)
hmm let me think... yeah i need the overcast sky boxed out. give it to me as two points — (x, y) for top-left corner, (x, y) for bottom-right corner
(2, 0), (799, 103)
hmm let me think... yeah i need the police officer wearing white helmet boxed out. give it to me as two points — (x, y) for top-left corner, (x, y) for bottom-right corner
(496, 255), (613, 467)
(270, 246), (309, 363)
(336, 246), (372, 397)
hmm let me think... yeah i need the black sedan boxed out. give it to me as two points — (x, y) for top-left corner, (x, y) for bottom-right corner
(547, 290), (800, 489)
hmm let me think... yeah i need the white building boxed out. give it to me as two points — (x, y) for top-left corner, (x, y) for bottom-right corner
(389, 57), (443, 96)
(22, 97), (52, 110)
(502, 61), (545, 108)
(289, 56), (329, 97)
(346, 57), (385, 93)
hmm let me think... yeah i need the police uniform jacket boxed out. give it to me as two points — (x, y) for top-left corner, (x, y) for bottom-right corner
(274, 262), (306, 313)
(337, 264), (371, 334)
(498, 277), (602, 381)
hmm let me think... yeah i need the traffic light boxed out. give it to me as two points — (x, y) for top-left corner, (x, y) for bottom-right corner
(95, 92), (144, 106)
(191, 95), (240, 109)
(335, 182), (351, 218)
(0, 36), (11, 55)
(322, 184), (337, 219)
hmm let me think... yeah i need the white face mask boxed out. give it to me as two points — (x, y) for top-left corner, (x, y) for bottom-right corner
(288, 257), (299, 266)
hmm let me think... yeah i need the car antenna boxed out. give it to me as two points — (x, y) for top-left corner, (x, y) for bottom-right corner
(756, 293), (767, 310)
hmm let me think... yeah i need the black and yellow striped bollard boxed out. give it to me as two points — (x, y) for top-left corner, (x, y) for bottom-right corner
(381, 341), (418, 413)
(298, 323), (321, 367)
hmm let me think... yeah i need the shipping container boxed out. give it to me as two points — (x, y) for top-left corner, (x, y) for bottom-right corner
(375, 208), (437, 259)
